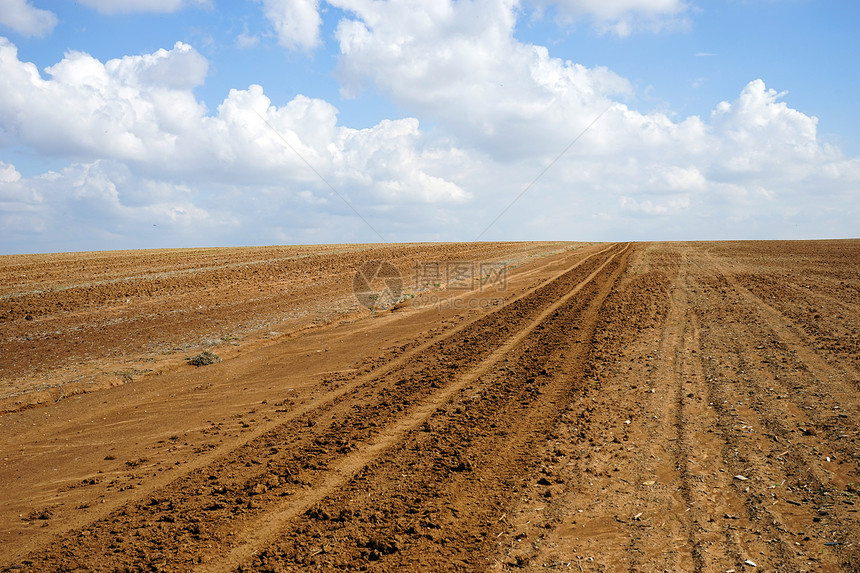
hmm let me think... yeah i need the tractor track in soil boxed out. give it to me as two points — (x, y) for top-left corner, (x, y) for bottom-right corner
(2, 240), (859, 572)
(0, 241), (590, 560)
(4, 243), (630, 571)
(487, 242), (859, 572)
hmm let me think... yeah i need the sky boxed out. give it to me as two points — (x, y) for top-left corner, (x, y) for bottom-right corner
(0, 0), (858, 254)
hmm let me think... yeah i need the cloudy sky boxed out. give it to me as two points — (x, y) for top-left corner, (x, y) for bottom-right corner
(0, 0), (857, 254)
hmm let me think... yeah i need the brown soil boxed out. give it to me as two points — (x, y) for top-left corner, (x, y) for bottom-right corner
(0, 240), (858, 572)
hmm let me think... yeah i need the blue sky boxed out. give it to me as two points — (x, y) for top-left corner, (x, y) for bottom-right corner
(0, 0), (858, 254)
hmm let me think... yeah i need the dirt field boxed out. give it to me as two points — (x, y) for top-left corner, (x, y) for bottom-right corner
(1, 240), (858, 572)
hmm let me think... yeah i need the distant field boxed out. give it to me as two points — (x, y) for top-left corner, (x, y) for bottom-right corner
(0, 242), (570, 411)
(1, 240), (858, 571)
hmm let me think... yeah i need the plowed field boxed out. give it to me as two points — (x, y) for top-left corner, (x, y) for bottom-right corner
(1, 240), (858, 572)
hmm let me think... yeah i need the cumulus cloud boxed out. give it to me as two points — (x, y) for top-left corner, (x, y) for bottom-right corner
(0, 39), (209, 161)
(1, 0), (859, 252)
(260, 0), (322, 51)
(0, 0), (57, 37)
(78, 0), (210, 14)
(328, 0), (858, 237)
(199, 84), (470, 204)
(0, 159), (219, 252)
(334, 0), (632, 160)
(507, 78), (858, 239)
(0, 36), (475, 251)
(709, 79), (841, 179)
(0, 159), (20, 182)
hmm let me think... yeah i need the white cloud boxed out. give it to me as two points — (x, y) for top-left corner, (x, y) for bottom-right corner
(1, 0), (859, 252)
(620, 194), (690, 215)
(107, 41), (210, 89)
(325, 0), (858, 240)
(0, 0), (57, 37)
(335, 0), (632, 160)
(529, 0), (690, 35)
(0, 36), (474, 251)
(259, 0), (322, 51)
(546, 0), (688, 20)
(200, 85), (470, 205)
(0, 159), (20, 182)
(709, 79), (839, 178)
(0, 34), (466, 192)
(0, 39), (209, 161)
(236, 23), (260, 48)
(78, 0), (210, 14)
(338, 117), (471, 203)
(0, 159), (218, 252)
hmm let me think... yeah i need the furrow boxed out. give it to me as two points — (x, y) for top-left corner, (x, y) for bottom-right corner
(233, 244), (632, 571)
(9, 246), (624, 571)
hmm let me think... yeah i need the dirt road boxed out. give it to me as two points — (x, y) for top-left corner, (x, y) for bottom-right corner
(1, 241), (858, 571)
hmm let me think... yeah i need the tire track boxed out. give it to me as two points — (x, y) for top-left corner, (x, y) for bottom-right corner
(11, 241), (857, 572)
(701, 250), (859, 386)
(9, 246), (626, 571)
(662, 281), (710, 571)
(486, 243), (680, 571)
(0, 243), (607, 566)
(688, 248), (860, 571)
(235, 245), (632, 572)
(203, 245), (630, 572)
(485, 242), (859, 572)
(619, 248), (746, 571)
(696, 251), (860, 469)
